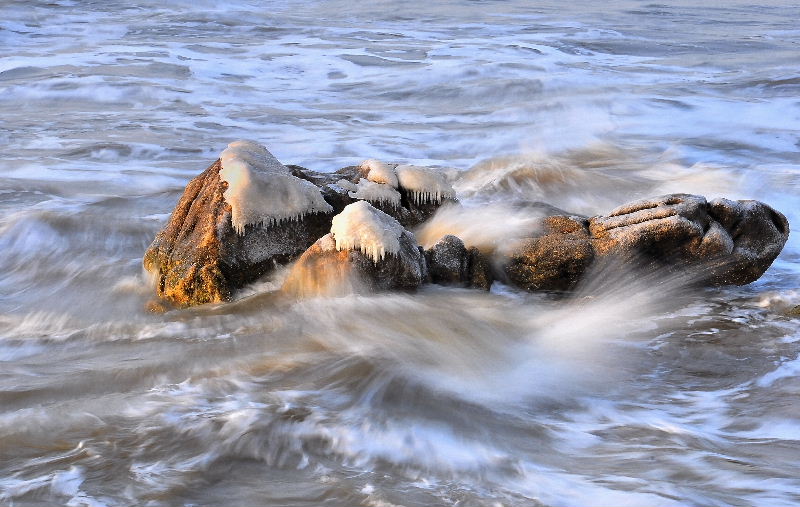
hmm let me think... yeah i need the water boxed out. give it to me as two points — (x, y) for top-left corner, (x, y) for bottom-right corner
(2, 0), (800, 505)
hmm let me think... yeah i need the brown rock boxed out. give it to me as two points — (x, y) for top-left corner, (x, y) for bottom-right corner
(504, 216), (594, 291)
(589, 194), (716, 260)
(503, 194), (789, 292)
(588, 194), (789, 284)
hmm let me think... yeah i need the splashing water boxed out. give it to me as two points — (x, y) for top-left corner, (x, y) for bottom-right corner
(1, 0), (800, 506)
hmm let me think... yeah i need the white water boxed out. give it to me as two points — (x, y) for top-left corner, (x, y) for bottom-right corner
(1, 1), (799, 506)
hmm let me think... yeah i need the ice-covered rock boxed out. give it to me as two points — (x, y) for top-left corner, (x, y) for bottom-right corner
(361, 158), (399, 187)
(291, 159), (456, 228)
(143, 141), (336, 306)
(330, 201), (405, 262)
(283, 202), (428, 296)
(337, 178), (402, 208)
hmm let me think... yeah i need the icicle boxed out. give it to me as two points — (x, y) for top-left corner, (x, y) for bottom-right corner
(395, 164), (455, 204)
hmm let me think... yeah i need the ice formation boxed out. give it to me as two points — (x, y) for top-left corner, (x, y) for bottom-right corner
(337, 178), (402, 207)
(330, 201), (405, 262)
(218, 140), (333, 234)
(395, 164), (456, 205)
(361, 159), (398, 188)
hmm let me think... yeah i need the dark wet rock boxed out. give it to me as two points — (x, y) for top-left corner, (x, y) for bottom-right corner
(396, 188), (455, 228)
(143, 160), (334, 306)
(503, 194), (789, 291)
(283, 231), (427, 297)
(426, 235), (468, 285)
(467, 247), (493, 290)
(425, 235), (494, 289)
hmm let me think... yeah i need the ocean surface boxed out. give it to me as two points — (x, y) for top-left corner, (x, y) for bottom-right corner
(1, 1), (800, 505)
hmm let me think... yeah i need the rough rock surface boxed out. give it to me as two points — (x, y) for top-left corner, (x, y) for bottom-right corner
(504, 193), (789, 291)
(504, 216), (594, 291)
(283, 230), (427, 297)
(425, 235), (493, 289)
(467, 247), (493, 290)
(143, 160), (334, 306)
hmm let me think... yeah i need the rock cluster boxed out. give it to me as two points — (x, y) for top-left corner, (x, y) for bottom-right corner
(504, 194), (789, 290)
(143, 142), (790, 307)
(144, 143), (455, 306)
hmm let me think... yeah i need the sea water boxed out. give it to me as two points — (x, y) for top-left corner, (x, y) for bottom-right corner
(1, 1), (799, 505)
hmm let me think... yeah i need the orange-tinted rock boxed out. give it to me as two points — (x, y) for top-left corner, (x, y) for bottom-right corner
(282, 231), (427, 297)
(143, 160), (333, 306)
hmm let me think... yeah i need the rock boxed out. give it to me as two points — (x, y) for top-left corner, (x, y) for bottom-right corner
(589, 194), (723, 261)
(283, 203), (427, 296)
(425, 235), (493, 289)
(426, 235), (468, 285)
(706, 198), (790, 285)
(467, 247), (493, 290)
(291, 162), (456, 228)
(504, 215), (594, 291)
(503, 194), (789, 291)
(143, 158), (334, 306)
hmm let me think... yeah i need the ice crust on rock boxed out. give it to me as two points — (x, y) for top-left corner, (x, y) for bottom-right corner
(395, 164), (456, 205)
(338, 178), (402, 207)
(218, 140), (332, 234)
(361, 158), (398, 188)
(330, 201), (405, 262)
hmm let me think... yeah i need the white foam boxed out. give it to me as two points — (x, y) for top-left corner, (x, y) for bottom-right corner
(218, 140), (332, 234)
(341, 178), (402, 207)
(361, 159), (398, 188)
(415, 202), (544, 252)
(330, 201), (404, 262)
(395, 164), (455, 205)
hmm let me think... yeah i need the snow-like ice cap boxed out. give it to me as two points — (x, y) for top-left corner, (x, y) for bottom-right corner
(218, 140), (333, 234)
(361, 159), (399, 188)
(330, 201), (405, 262)
(337, 178), (401, 208)
(395, 164), (455, 204)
